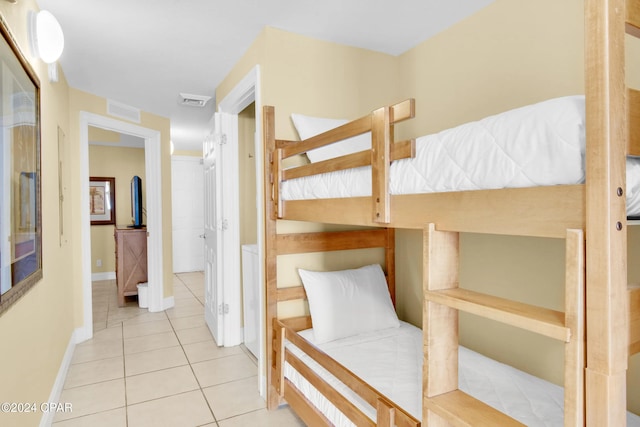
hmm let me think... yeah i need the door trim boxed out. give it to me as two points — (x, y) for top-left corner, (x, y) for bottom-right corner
(77, 112), (165, 342)
(217, 65), (265, 396)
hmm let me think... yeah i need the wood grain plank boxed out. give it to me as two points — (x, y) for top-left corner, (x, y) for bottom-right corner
(564, 229), (585, 427)
(425, 390), (525, 427)
(275, 228), (390, 255)
(423, 224), (459, 419)
(584, 0), (629, 425)
(372, 106), (391, 223)
(425, 288), (569, 342)
(281, 185), (585, 238)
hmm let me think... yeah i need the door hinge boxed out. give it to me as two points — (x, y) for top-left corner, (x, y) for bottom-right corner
(218, 303), (229, 315)
(217, 219), (228, 231)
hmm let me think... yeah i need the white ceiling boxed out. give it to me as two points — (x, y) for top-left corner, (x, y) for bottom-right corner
(35, 0), (494, 151)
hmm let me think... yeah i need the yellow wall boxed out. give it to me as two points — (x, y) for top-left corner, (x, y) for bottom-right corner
(0, 4), (174, 424)
(0, 2), (75, 426)
(89, 145), (146, 274)
(239, 103), (257, 247)
(217, 27), (398, 319)
(217, 26), (400, 139)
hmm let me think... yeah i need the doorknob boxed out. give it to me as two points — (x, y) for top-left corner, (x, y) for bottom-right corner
(199, 234), (206, 239)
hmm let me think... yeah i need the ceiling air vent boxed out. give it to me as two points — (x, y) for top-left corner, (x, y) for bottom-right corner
(179, 93), (211, 108)
(107, 99), (141, 123)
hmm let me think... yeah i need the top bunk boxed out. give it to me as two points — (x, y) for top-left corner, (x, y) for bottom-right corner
(263, 0), (640, 238)
(264, 90), (640, 239)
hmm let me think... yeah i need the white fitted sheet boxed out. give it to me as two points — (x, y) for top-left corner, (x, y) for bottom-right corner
(283, 321), (640, 427)
(282, 96), (640, 216)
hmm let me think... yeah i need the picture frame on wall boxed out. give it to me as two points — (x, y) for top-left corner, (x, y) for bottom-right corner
(90, 177), (116, 225)
(0, 16), (43, 315)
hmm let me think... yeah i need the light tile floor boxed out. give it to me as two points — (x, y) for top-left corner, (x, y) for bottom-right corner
(53, 272), (304, 427)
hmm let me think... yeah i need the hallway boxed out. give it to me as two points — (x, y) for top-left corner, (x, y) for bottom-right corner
(52, 272), (303, 426)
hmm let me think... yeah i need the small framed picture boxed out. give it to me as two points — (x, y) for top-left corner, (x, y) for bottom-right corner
(90, 177), (116, 225)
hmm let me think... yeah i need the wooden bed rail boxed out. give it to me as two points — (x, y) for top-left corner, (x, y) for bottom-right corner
(272, 317), (421, 427)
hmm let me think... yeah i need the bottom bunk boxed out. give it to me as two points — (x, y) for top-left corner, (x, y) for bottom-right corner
(274, 318), (640, 427)
(264, 227), (638, 425)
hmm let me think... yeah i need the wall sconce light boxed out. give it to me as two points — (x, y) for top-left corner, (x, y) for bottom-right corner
(28, 10), (64, 64)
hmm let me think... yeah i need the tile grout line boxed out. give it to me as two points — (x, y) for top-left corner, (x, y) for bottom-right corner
(167, 286), (220, 427)
(121, 321), (130, 427)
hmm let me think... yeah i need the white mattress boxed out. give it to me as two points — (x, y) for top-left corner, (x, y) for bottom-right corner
(284, 321), (640, 427)
(282, 96), (640, 216)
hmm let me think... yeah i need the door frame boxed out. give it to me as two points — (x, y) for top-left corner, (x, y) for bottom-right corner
(77, 112), (165, 342)
(217, 65), (265, 396)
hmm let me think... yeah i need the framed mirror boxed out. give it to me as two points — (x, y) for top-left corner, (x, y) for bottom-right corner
(0, 17), (42, 315)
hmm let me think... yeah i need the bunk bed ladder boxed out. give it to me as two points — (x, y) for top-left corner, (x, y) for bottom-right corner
(422, 224), (584, 426)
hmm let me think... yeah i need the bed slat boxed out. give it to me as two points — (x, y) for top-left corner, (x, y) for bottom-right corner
(425, 288), (569, 342)
(279, 316), (313, 332)
(283, 378), (334, 426)
(286, 350), (376, 427)
(276, 286), (306, 302)
(425, 390), (525, 427)
(275, 229), (390, 255)
(282, 138), (415, 182)
(284, 116), (372, 159)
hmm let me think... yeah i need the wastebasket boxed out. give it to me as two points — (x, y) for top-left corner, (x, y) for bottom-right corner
(137, 282), (148, 308)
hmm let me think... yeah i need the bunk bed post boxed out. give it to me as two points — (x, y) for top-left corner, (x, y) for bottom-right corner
(423, 223), (459, 426)
(584, 0), (629, 425)
(385, 228), (396, 307)
(372, 106), (392, 224)
(263, 105), (282, 410)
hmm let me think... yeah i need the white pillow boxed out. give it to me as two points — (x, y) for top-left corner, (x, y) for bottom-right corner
(298, 264), (400, 344)
(291, 113), (371, 163)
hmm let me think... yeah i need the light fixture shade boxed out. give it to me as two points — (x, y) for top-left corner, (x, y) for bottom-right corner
(29, 10), (64, 64)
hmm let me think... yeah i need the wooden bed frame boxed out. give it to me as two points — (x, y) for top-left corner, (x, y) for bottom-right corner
(263, 0), (640, 425)
(268, 228), (421, 426)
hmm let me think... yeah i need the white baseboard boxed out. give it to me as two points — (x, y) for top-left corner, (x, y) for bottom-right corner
(163, 295), (175, 310)
(39, 328), (82, 427)
(91, 272), (115, 281)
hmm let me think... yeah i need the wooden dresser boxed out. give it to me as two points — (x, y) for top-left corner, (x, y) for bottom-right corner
(114, 226), (148, 307)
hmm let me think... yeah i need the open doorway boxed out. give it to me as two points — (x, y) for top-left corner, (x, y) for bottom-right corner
(77, 112), (166, 343)
(88, 128), (148, 331)
(214, 66), (266, 396)
(238, 102), (258, 358)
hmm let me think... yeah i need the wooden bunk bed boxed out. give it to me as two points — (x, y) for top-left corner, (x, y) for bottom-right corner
(263, 0), (640, 425)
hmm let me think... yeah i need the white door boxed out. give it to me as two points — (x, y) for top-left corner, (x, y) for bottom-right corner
(203, 111), (243, 348)
(171, 156), (204, 273)
(203, 115), (224, 345)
